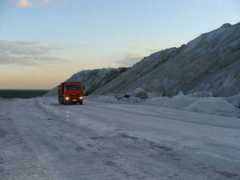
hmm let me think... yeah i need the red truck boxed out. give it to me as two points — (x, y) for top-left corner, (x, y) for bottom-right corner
(58, 82), (84, 105)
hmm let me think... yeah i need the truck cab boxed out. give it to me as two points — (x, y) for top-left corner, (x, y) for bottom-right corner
(58, 82), (84, 105)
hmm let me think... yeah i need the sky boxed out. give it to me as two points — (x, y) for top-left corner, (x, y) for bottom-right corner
(0, 0), (239, 89)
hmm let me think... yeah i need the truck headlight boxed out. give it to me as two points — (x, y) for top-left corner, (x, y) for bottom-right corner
(65, 96), (70, 101)
(79, 96), (84, 100)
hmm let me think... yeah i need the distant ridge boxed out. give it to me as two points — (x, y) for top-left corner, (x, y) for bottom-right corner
(0, 90), (48, 98)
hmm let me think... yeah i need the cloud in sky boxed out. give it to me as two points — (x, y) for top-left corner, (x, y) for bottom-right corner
(0, 40), (64, 66)
(17, 0), (31, 8)
(15, 0), (51, 8)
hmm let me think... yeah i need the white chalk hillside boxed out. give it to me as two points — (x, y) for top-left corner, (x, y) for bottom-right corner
(95, 23), (240, 96)
(48, 22), (240, 97)
(46, 67), (128, 96)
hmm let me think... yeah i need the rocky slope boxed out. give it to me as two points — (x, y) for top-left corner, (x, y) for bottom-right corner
(48, 22), (240, 97)
(46, 67), (128, 96)
(95, 23), (240, 96)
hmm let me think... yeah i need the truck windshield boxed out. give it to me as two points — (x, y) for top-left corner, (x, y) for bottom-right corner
(64, 85), (82, 90)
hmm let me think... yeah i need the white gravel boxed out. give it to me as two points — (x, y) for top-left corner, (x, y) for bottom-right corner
(0, 97), (239, 180)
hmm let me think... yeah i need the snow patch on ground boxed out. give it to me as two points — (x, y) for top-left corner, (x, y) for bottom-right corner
(87, 94), (240, 118)
(146, 95), (240, 118)
(184, 97), (239, 118)
(146, 94), (197, 109)
(225, 93), (240, 108)
(87, 95), (144, 104)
